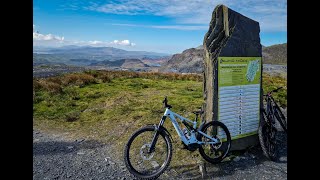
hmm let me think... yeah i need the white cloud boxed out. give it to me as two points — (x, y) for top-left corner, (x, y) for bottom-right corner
(88, 0), (287, 32)
(33, 24), (136, 47)
(111, 39), (135, 46)
(33, 25), (65, 42)
(33, 33), (65, 41)
(85, 40), (136, 46)
(88, 40), (103, 45)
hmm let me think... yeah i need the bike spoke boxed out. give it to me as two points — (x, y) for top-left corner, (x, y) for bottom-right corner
(199, 121), (231, 163)
(127, 130), (168, 176)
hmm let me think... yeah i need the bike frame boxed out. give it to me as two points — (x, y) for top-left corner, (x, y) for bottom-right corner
(266, 95), (274, 119)
(269, 96), (286, 120)
(262, 96), (274, 127)
(161, 108), (219, 145)
(148, 108), (221, 153)
(263, 94), (286, 130)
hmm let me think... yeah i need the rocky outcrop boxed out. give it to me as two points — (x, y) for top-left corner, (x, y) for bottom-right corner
(159, 48), (204, 73)
(159, 43), (286, 74)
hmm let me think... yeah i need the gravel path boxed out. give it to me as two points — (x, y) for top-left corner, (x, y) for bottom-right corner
(263, 64), (287, 78)
(33, 130), (134, 180)
(33, 129), (287, 180)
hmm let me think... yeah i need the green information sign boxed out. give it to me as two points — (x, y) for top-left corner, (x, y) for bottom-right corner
(218, 57), (261, 86)
(217, 57), (261, 140)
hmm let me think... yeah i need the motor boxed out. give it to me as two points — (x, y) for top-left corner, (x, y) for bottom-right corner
(183, 128), (190, 139)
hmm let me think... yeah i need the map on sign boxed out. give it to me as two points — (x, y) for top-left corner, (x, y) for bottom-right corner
(246, 60), (260, 82)
(217, 57), (261, 140)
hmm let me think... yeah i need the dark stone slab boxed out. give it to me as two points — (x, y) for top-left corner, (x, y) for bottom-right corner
(202, 4), (262, 150)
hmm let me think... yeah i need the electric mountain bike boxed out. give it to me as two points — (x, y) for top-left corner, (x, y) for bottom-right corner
(124, 97), (231, 179)
(259, 87), (287, 161)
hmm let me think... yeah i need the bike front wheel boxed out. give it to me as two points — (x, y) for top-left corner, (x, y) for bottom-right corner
(124, 125), (172, 179)
(198, 121), (231, 164)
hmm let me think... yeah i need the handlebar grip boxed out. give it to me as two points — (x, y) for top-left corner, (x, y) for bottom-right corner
(162, 96), (167, 103)
(273, 87), (283, 92)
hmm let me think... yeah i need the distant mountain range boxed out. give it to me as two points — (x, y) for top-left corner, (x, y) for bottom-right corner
(33, 43), (287, 74)
(33, 45), (170, 67)
(159, 43), (287, 73)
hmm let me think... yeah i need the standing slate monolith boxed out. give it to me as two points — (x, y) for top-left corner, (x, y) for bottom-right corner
(203, 4), (262, 150)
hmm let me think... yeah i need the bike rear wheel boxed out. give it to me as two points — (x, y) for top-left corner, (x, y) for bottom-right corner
(273, 105), (287, 133)
(198, 121), (231, 164)
(258, 111), (278, 161)
(124, 126), (172, 179)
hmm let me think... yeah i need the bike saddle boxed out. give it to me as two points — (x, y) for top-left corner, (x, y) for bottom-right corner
(192, 110), (204, 115)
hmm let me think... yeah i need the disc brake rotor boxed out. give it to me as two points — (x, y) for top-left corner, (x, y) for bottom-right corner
(140, 143), (155, 160)
(210, 135), (222, 149)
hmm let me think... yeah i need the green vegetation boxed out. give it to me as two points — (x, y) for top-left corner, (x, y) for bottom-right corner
(33, 70), (286, 169)
(262, 73), (287, 107)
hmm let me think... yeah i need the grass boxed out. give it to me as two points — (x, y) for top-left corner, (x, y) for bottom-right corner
(33, 70), (287, 170)
(262, 73), (287, 108)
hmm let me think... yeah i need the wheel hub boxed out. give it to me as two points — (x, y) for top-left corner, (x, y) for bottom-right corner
(211, 135), (222, 149)
(140, 143), (155, 160)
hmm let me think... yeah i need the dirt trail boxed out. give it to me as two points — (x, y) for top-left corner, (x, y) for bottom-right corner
(33, 129), (287, 179)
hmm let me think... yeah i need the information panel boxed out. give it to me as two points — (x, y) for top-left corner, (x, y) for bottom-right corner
(217, 57), (261, 139)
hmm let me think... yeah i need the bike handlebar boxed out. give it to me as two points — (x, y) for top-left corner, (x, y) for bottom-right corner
(272, 87), (283, 93)
(163, 96), (172, 109)
(263, 87), (283, 96)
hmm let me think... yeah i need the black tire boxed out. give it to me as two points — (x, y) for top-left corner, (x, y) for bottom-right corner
(258, 112), (278, 161)
(198, 121), (231, 164)
(124, 126), (172, 179)
(273, 105), (287, 133)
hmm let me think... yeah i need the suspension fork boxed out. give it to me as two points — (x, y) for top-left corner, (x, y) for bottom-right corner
(148, 116), (166, 153)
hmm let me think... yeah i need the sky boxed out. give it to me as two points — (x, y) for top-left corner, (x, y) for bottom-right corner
(33, 0), (287, 54)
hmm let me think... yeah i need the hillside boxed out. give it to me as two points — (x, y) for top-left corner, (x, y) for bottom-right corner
(159, 48), (204, 73)
(90, 59), (149, 69)
(262, 43), (287, 64)
(33, 70), (286, 177)
(160, 43), (287, 73)
(121, 59), (149, 68)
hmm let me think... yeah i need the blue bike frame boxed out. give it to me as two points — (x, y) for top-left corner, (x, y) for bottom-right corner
(148, 107), (222, 153)
(162, 108), (219, 145)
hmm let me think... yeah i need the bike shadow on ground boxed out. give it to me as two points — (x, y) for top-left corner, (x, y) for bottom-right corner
(168, 131), (287, 179)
